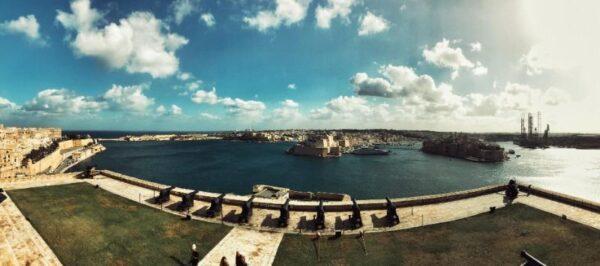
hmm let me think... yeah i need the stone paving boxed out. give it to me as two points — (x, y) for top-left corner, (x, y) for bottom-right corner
(0, 194), (62, 266)
(516, 195), (600, 229)
(0, 173), (82, 191)
(199, 227), (284, 266)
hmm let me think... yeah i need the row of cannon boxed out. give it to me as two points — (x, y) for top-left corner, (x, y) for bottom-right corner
(153, 186), (401, 230)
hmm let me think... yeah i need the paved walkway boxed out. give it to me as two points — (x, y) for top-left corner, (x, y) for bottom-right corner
(516, 195), (600, 229)
(0, 173), (82, 191)
(0, 194), (62, 266)
(199, 227), (284, 266)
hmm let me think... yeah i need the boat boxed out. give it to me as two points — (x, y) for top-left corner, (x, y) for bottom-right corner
(351, 147), (391, 155)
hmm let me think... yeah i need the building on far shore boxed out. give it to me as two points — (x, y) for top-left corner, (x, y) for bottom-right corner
(287, 134), (351, 157)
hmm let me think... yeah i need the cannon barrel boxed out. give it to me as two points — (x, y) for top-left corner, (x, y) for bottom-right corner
(178, 190), (198, 211)
(154, 186), (175, 204)
(351, 198), (363, 229)
(385, 197), (400, 225)
(278, 199), (290, 227)
(520, 250), (546, 266)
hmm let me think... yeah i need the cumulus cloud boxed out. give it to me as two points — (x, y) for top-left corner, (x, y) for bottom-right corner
(244, 0), (312, 32)
(200, 112), (219, 120)
(103, 84), (155, 113)
(177, 72), (192, 81)
(465, 83), (569, 116)
(470, 42), (482, 52)
(352, 64), (462, 109)
(191, 88), (218, 104)
(56, 0), (188, 78)
(22, 89), (106, 114)
(358, 11), (389, 36)
(0, 15), (43, 43)
(310, 96), (394, 124)
(472, 61), (488, 76)
(315, 0), (357, 29)
(0, 97), (18, 110)
(273, 99), (303, 121)
(156, 104), (183, 116)
(287, 83), (296, 90)
(423, 39), (474, 70)
(519, 45), (558, 76)
(171, 0), (198, 25)
(200, 13), (216, 27)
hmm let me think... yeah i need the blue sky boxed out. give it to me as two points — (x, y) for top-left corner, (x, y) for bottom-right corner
(0, 0), (598, 132)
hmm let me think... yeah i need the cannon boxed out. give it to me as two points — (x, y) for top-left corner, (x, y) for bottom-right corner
(350, 198), (363, 229)
(206, 193), (225, 218)
(315, 200), (325, 230)
(386, 197), (400, 225)
(177, 190), (198, 211)
(238, 196), (254, 223)
(278, 198), (290, 227)
(154, 186), (175, 204)
(520, 250), (546, 266)
(79, 165), (96, 179)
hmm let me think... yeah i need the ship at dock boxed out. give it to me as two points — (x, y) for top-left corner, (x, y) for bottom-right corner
(351, 147), (391, 155)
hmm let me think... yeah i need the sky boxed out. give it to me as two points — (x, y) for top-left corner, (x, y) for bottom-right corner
(0, 0), (598, 132)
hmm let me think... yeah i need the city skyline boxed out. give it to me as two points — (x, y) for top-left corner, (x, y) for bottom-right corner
(1, 0), (598, 132)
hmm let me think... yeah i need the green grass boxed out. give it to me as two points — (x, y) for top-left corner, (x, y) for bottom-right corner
(8, 183), (231, 266)
(274, 204), (600, 265)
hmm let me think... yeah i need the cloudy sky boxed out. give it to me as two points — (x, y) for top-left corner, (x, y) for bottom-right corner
(0, 0), (598, 132)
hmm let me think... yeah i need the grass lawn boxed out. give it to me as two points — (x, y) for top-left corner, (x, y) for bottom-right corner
(8, 183), (231, 265)
(274, 203), (600, 265)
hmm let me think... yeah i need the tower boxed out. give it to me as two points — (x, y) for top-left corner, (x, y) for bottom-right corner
(527, 113), (534, 139)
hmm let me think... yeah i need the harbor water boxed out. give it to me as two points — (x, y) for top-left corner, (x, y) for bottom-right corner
(73, 140), (600, 202)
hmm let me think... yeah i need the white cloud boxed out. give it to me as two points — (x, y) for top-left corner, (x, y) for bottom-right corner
(287, 83), (296, 90)
(57, 0), (188, 78)
(423, 39), (474, 70)
(273, 99), (302, 121)
(200, 13), (216, 27)
(472, 61), (488, 76)
(200, 112), (219, 120)
(186, 80), (202, 91)
(244, 0), (312, 32)
(519, 45), (558, 76)
(177, 72), (192, 81)
(358, 11), (389, 36)
(157, 104), (183, 116)
(23, 89), (106, 114)
(171, 0), (197, 25)
(0, 97), (17, 110)
(315, 0), (357, 29)
(0, 15), (43, 43)
(191, 88), (218, 104)
(309, 96), (394, 124)
(470, 42), (482, 52)
(103, 84), (154, 113)
(465, 83), (569, 116)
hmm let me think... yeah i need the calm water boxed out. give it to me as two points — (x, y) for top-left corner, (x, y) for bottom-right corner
(73, 141), (600, 202)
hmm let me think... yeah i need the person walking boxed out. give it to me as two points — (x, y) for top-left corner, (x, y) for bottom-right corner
(189, 243), (200, 265)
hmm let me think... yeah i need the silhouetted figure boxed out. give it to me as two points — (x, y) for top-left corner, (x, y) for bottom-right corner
(505, 179), (519, 203)
(235, 251), (248, 266)
(189, 244), (200, 265)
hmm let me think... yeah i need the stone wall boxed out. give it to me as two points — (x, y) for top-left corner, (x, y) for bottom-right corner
(519, 184), (600, 213)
